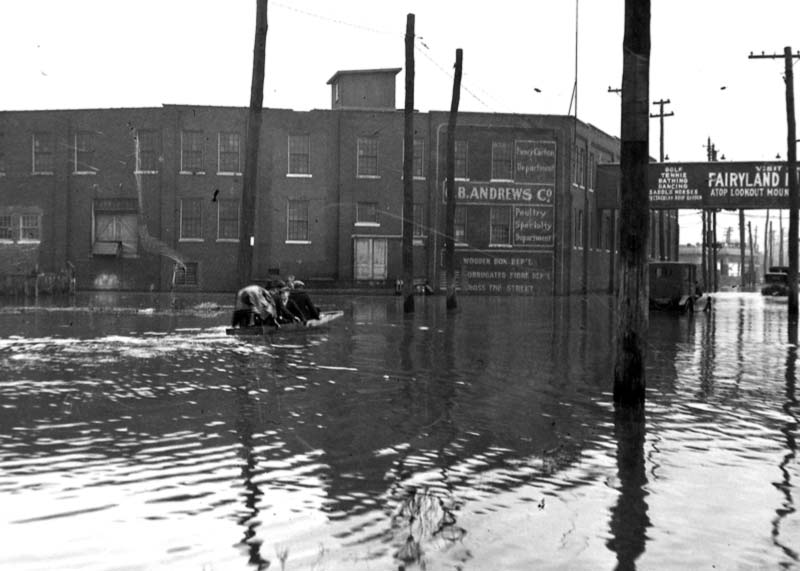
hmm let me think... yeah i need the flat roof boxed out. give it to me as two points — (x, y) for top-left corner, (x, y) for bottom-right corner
(326, 68), (402, 85)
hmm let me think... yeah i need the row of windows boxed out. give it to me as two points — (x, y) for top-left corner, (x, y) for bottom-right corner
(0, 131), (535, 182)
(0, 213), (41, 242)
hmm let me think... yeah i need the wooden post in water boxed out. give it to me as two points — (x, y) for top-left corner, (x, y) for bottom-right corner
(613, 0), (650, 405)
(701, 210), (708, 290)
(784, 46), (799, 317)
(401, 13), (415, 314)
(739, 210), (746, 290)
(237, 0), (268, 286)
(445, 49), (463, 310)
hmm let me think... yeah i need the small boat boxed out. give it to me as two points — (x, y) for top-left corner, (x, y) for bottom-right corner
(226, 310), (344, 336)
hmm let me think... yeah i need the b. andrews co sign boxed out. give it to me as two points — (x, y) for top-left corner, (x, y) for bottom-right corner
(596, 161), (800, 209)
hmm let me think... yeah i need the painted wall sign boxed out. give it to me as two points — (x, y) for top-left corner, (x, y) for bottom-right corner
(457, 250), (554, 295)
(514, 140), (557, 185)
(513, 205), (554, 247)
(597, 161), (800, 209)
(445, 181), (555, 205)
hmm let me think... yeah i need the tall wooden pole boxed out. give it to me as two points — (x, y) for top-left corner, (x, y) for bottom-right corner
(650, 98), (673, 261)
(712, 209), (718, 292)
(613, 0), (650, 406)
(237, 0), (268, 286)
(785, 46), (799, 317)
(402, 13), (415, 314)
(445, 49), (463, 310)
(764, 209), (771, 275)
(739, 210), (746, 289)
(748, 221), (755, 288)
(701, 209), (708, 289)
(749, 47), (800, 315)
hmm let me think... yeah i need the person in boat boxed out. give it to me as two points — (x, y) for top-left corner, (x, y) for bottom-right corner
(231, 284), (277, 328)
(268, 280), (304, 325)
(285, 275), (321, 321)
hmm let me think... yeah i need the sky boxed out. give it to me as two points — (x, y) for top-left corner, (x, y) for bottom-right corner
(3, 0), (800, 244)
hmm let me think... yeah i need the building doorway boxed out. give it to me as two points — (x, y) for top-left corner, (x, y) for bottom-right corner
(354, 238), (387, 280)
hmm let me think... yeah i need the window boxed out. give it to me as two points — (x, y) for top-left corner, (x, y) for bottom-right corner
(288, 134), (311, 175)
(588, 151), (596, 190)
(180, 198), (203, 240)
(20, 214), (41, 241)
(218, 132), (241, 174)
(575, 209), (584, 247)
(454, 205), (467, 243)
(334, 82), (340, 102)
(455, 140), (468, 179)
(32, 132), (54, 174)
(357, 137), (379, 177)
(74, 131), (96, 174)
(0, 132), (6, 175)
(356, 201), (379, 225)
(181, 130), (204, 173)
(217, 199), (239, 241)
(0, 215), (12, 240)
(413, 138), (425, 178)
(489, 206), (511, 245)
(174, 262), (199, 286)
(93, 199), (138, 256)
(413, 203), (426, 237)
(491, 141), (512, 181)
(136, 129), (159, 173)
(287, 200), (309, 242)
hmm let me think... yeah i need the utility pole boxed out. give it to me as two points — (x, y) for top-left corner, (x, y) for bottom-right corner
(401, 13), (415, 314)
(739, 210), (746, 290)
(614, 0), (650, 406)
(651, 99), (673, 260)
(748, 221), (755, 289)
(237, 0), (268, 286)
(750, 47), (800, 317)
(444, 48), (463, 311)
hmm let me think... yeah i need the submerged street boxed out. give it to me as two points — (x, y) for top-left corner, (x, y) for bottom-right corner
(0, 292), (798, 569)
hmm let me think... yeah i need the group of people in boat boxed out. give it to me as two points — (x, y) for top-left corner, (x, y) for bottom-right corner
(231, 275), (321, 329)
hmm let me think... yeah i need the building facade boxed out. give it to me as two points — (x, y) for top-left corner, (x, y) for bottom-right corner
(0, 69), (677, 295)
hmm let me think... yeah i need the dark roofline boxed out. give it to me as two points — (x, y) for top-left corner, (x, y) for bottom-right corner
(326, 67), (402, 85)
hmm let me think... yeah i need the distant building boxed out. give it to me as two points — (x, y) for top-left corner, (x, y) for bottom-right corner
(0, 68), (677, 294)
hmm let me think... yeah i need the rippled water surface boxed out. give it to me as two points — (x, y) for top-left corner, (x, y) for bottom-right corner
(0, 292), (798, 570)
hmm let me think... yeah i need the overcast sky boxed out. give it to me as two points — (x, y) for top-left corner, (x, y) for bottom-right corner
(3, 0), (800, 244)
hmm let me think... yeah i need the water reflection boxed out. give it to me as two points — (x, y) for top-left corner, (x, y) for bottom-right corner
(772, 319), (799, 562)
(1, 293), (800, 569)
(607, 404), (650, 571)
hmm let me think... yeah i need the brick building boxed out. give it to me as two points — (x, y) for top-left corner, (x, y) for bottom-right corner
(0, 68), (677, 295)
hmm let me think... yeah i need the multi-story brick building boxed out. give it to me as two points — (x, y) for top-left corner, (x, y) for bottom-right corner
(0, 68), (677, 295)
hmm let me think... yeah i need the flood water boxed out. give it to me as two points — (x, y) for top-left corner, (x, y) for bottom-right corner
(0, 292), (798, 570)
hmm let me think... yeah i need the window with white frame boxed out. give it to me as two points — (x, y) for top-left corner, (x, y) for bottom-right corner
(357, 137), (379, 177)
(218, 132), (241, 174)
(74, 131), (96, 174)
(217, 199), (239, 241)
(180, 198), (203, 240)
(413, 203), (426, 237)
(455, 140), (468, 179)
(20, 214), (41, 241)
(136, 129), (159, 173)
(489, 206), (511, 245)
(0, 213), (42, 242)
(356, 201), (379, 225)
(288, 134), (311, 175)
(32, 132), (54, 174)
(287, 200), (309, 242)
(181, 130), (204, 173)
(0, 215), (12, 240)
(93, 199), (138, 256)
(454, 205), (467, 243)
(491, 141), (512, 181)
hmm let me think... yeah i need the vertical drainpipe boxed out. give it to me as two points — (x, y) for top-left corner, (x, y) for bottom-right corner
(334, 111), (342, 284)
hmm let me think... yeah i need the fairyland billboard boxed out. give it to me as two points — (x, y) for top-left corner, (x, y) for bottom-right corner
(596, 161), (800, 209)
